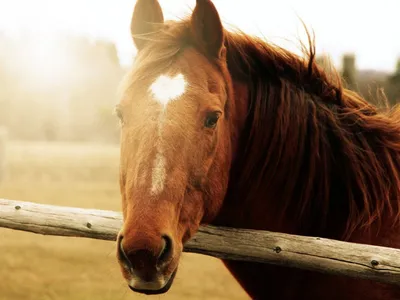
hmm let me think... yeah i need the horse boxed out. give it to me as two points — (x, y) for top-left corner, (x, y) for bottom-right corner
(115, 0), (400, 299)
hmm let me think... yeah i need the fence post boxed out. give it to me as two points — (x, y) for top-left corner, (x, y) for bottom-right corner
(342, 53), (357, 91)
(386, 58), (400, 105)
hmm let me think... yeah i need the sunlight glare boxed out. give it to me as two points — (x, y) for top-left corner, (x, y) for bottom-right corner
(23, 36), (72, 87)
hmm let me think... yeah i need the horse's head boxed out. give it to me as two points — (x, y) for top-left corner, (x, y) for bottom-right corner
(116, 0), (238, 294)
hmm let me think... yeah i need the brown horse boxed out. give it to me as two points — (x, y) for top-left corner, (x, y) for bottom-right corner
(115, 0), (400, 299)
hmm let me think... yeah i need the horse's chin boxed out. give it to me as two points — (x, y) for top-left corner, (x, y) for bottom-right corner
(128, 268), (177, 295)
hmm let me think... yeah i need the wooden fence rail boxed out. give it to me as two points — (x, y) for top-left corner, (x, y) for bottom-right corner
(1, 198), (400, 286)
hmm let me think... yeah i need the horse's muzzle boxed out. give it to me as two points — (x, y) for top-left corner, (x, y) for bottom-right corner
(128, 269), (177, 295)
(117, 232), (177, 294)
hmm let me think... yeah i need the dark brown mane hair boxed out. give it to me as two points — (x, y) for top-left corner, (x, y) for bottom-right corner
(224, 29), (400, 240)
(128, 18), (400, 240)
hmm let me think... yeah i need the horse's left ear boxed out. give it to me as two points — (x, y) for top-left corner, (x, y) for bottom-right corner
(190, 0), (224, 59)
(130, 0), (164, 51)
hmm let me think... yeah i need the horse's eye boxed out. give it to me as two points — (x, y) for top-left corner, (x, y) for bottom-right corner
(204, 111), (221, 129)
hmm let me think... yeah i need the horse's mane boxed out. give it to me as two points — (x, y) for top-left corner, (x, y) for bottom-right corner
(126, 18), (400, 240)
(224, 29), (400, 239)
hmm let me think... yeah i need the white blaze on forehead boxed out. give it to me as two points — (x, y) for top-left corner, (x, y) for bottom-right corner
(148, 73), (187, 196)
(149, 73), (186, 106)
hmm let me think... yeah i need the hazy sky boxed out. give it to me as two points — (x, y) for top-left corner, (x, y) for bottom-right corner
(0, 0), (399, 71)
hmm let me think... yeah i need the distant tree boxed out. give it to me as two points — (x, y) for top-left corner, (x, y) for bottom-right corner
(0, 35), (12, 129)
(95, 105), (120, 143)
(105, 42), (120, 68)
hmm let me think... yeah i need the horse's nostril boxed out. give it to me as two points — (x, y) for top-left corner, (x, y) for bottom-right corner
(118, 236), (132, 269)
(158, 235), (173, 265)
(118, 233), (173, 271)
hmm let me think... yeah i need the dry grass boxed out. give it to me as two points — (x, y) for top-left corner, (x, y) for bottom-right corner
(0, 141), (249, 300)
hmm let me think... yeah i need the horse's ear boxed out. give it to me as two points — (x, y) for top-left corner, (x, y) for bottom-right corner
(190, 0), (224, 59)
(130, 0), (164, 50)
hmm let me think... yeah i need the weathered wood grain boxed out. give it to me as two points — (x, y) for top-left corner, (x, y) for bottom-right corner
(1, 198), (400, 286)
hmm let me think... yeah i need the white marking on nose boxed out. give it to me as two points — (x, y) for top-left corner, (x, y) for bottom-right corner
(148, 73), (187, 195)
(151, 152), (166, 195)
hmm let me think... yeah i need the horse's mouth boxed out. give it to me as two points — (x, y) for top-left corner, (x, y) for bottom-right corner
(128, 268), (177, 295)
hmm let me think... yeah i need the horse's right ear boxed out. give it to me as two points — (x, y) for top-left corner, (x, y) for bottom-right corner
(190, 0), (224, 59)
(130, 0), (164, 51)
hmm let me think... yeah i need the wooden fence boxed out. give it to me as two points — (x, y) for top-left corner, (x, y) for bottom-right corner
(1, 198), (400, 286)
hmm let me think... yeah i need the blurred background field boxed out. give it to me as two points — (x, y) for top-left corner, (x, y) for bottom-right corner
(0, 141), (249, 300)
(0, 0), (399, 299)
